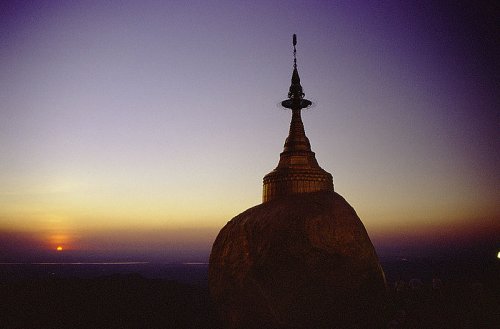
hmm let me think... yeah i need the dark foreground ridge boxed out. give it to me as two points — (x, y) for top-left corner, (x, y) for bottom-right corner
(0, 258), (498, 328)
(0, 273), (222, 329)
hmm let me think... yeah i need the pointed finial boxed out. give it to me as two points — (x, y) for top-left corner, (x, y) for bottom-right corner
(293, 34), (297, 68)
(281, 34), (312, 109)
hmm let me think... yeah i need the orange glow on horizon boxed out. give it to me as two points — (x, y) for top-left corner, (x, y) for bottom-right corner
(48, 233), (72, 252)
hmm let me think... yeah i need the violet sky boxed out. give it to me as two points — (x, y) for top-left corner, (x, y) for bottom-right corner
(0, 1), (498, 260)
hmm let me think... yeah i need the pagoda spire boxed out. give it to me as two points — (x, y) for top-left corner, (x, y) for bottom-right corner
(262, 34), (333, 203)
(281, 34), (312, 153)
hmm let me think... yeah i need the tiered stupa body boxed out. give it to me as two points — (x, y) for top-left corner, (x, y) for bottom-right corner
(209, 35), (387, 329)
(262, 60), (333, 202)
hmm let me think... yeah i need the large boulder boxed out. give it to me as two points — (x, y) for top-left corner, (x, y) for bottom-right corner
(209, 191), (387, 329)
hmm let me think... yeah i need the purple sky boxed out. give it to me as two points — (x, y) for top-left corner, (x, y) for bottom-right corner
(0, 1), (498, 260)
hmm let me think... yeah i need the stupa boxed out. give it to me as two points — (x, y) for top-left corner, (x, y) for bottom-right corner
(209, 35), (387, 329)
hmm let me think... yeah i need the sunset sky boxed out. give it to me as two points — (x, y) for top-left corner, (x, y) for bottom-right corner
(1, 1), (498, 261)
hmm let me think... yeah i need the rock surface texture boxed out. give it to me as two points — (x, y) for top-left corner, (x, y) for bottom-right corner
(209, 191), (387, 329)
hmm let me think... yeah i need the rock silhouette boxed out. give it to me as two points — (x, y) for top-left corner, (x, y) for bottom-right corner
(209, 191), (386, 328)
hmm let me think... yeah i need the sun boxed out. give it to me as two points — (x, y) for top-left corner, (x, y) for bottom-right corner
(56, 246), (63, 251)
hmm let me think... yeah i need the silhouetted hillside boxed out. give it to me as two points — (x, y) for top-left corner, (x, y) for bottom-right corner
(0, 258), (498, 328)
(0, 274), (221, 329)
